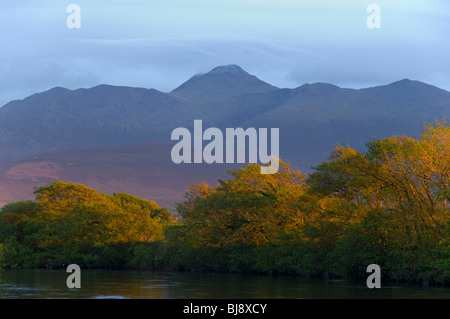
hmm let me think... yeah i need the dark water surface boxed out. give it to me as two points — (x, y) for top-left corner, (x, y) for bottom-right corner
(0, 269), (449, 299)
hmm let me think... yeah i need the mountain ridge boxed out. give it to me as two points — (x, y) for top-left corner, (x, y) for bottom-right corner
(0, 65), (449, 206)
(1, 65), (449, 164)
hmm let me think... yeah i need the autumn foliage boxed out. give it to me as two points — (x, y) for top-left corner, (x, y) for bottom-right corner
(175, 119), (449, 282)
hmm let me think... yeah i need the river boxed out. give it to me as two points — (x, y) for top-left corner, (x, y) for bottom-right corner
(0, 269), (449, 299)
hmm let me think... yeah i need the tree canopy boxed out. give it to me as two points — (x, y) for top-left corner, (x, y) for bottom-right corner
(0, 181), (173, 267)
(176, 120), (449, 281)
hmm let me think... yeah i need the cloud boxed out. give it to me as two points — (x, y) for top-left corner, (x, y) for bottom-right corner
(0, 0), (449, 106)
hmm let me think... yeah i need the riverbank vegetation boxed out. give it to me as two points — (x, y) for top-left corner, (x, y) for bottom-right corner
(0, 120), (448, 285)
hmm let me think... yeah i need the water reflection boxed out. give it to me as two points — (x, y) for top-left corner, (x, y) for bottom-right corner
(0, 269), (449, 299)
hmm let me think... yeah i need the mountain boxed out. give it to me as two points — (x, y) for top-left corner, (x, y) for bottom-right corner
(170, 64), (281, 126)
(171, 64), (278, 99)
(2, 71), (448, 166)
(0, 65), (279, 162)
(0, 85), (208, 161)
(0, 65), (449, 207)
(243, 79), (450, 166)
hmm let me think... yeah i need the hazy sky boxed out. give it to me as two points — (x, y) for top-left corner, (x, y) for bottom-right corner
(1, 0), (449, 106)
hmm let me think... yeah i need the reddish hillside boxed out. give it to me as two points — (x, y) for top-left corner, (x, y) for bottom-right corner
(0, 142), (240, 212)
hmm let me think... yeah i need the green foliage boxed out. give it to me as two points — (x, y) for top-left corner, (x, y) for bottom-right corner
(0, 201), (41, 244)
(429, 221), (450, 282)
(331, 224), (385, 279)
(0, 181), (172, 268)
(0, 236), (35, 268)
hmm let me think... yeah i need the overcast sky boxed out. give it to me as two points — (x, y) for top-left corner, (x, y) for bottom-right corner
(0, 0), (449, 106)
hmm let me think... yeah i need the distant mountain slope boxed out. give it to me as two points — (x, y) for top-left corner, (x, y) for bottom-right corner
(0, 85), (209, 161)
(0, 65), (449, 170)
(0, 143), (240, 211)
(243, 79), (450, 167)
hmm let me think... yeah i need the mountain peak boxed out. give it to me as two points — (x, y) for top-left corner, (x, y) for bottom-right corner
(185, 65), (247, 81)
(367, 78), (450, 96)
(171, 65), (277, 98)
(390, 79), (418, 86)
(208, 64), (246, 75)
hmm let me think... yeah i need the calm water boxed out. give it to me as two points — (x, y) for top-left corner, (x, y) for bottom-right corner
(0, 269), (449, 299)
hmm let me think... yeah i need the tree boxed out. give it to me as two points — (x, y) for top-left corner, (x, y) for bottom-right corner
(306, 120), (450, 278)
(0, 181), (170, 251)
(0, 201), (41, 244)
(113, 192), (173, 222)
(178, 160), (307, 247)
